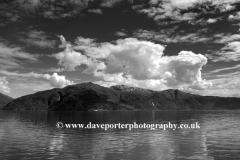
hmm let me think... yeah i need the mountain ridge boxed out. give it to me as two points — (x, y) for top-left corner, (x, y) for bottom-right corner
(0, 93), (14, 109)
(3, 82), (240, 111)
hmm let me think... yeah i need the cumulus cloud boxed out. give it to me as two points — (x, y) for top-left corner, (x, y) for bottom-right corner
(57, 36), (212, 92)
(47, 73), (75, 88)
(97, 38), (165, 80)
(0, 76), (10, 93)
(0, 70), (74, 88)
(54, 35), (92, 71)
(161, 51), (212, 90)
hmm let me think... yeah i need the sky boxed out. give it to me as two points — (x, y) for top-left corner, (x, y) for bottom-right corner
(0, 0), (240, 98)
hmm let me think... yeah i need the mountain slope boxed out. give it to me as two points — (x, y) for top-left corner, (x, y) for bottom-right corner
(0, 93), (13, 109)
(3, 83), (240, 111)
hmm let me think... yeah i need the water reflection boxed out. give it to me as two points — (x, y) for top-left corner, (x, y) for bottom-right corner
(0, 111), (240, 160)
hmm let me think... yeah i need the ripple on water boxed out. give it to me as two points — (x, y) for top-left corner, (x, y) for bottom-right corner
(0, 110), (240, 160)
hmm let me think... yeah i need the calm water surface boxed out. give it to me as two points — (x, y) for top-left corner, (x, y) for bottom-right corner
(0, 110), (240, 160)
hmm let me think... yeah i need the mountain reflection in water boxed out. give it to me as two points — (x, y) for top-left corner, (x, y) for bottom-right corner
(0, 110), (240, 160)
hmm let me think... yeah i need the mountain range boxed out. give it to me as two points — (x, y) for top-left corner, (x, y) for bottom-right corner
(2, 82), (240, 111)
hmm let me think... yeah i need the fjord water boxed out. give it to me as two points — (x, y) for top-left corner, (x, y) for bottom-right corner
(0, 111), (240, 160)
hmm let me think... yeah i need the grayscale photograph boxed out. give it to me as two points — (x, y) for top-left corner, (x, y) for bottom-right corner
(0, 0), (240, 160)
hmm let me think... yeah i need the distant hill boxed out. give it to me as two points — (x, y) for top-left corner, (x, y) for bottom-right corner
(0, 93), (13, 109)
(3, 82), (240, 111)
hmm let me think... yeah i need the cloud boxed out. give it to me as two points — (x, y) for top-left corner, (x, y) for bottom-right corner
(228, 11), (240, 21)
(220, 41), (240, 60)
(203, 33), (240, 61)
(18, 30), (56, 48)
(97, 38), (165, 80)
(94, 78), (168, 91)
(87, 9), (103, 15)
(0, 76), (10, 93)
(133, 29), (211, 44)
(100, 0), (123, 8)
(136, 0), (239, 25)
(169, 0), (237, 12)
(0, 70), (74, 88)
(223, 41), (240, 51)
(214, 33), (240, 43)
(210, 0), (239, 13)
(199, 72), (240, 97)
(207, 18), (217, 23)
(54, 35), (92, 71)
(141, 6), (196, 22)
(207, 41), (240, 62)
(208, 64), (240, 73)
(161, 51), (212, 89)
(218, 3), (236, 12)
(0, 0), (88, 23)
(60, 36), (212, 92)
(46, 68), (65, 73)
(170, 0), (199, 9)
(75, 36), (96, 46)
(47, 73), (75, 88)
(137, 0), (201, 23)
(0, 42), (39, 69)
(114, 31), (128, 37)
